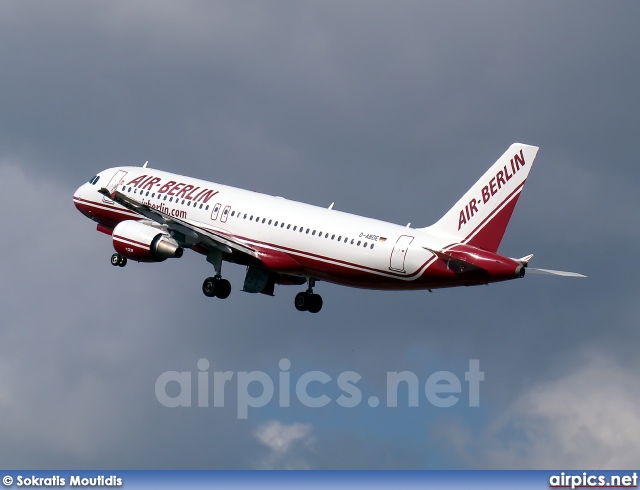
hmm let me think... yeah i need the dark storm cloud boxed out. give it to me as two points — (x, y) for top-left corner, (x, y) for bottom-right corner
(0, 0), (639, 469)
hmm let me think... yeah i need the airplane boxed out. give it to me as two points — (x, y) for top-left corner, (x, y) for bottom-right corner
(73, 143), (585, 313)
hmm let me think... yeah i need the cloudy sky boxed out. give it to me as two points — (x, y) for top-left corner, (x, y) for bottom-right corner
(1, 1), (639, 469)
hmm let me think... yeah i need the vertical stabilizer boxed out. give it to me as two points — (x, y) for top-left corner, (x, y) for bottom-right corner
(421, 143), (539, 252)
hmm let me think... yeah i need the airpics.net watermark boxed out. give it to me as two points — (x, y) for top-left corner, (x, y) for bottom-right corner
(155, 359), (484, 419)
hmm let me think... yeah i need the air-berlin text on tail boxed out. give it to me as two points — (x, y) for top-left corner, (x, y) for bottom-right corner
(126, 174), (219, 203)
(457, 149), (526, 230)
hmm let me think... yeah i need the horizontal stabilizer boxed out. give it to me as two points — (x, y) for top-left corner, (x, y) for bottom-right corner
(527, 268), (586, 278)
(515, 254), (534, 266)
(423, 247), (482, 271)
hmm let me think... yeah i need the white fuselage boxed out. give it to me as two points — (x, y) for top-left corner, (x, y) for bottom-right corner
(74, 166), (461, 290)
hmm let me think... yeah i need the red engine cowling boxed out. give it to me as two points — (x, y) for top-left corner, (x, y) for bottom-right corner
(112, 220), (183, 262)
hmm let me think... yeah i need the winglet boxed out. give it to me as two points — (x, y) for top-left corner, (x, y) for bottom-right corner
(98, 187), (117, 200)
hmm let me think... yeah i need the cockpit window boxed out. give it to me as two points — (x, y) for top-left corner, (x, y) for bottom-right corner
(88, 175), (100, 185)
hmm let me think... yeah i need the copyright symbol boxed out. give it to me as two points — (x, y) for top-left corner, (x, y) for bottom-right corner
(2, 476), (13, 486)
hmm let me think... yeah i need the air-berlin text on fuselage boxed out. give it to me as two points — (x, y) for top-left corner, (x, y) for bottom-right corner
(126, 174), (219, 203)
(457, 149), (526, 231)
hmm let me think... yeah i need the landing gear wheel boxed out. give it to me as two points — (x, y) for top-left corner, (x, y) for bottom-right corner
(202, 277), (232, 299)
(307, 294), (323, 314)
(111, 253), (127, 267)
(215, 279), (231, 299)
(295, 292), (308, 311)
(202, 277), (217, 297)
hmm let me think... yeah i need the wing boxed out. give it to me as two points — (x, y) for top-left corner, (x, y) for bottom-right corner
(98, 187), (258, 259)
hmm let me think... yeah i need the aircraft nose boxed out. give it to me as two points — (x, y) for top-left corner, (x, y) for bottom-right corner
(73, 182), (92, 215)
(73, 182), (87, 201)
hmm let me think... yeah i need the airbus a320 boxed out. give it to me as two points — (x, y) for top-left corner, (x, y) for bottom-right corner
(73, 143), (584, 313)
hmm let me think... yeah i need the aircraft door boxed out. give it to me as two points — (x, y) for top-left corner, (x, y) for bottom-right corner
(210, 203), (222, 220)
(102, 170), (128, 204)
(220, 205), (231, 223)
(389, 235), (414, 273)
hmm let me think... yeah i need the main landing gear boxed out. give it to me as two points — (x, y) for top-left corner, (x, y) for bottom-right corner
(110, 253), (127, 267)
(295, 278), (323, 313)
(202, 276), (232, 299)
(202, 248), (231, 300)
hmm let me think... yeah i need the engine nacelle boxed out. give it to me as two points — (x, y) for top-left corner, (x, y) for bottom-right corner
(112, 220), (183, 262)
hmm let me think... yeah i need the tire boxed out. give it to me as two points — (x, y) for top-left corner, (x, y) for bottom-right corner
(294, 292), (308, 311)
(202, 277), (217, 297)
(118, 256), (127, 267)
(111, 253), (120, 266)
(215, 279), (232, 299)
(307, 294), (323, 313)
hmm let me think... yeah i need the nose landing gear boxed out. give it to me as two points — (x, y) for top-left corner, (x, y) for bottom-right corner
(110, 253), (127, 267)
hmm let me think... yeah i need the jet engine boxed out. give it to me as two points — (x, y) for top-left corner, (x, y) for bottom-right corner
(112, 220), (183, 262)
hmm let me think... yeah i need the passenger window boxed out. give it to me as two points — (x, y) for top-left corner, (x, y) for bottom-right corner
(357, 241), (361, 246)
(370, 244), (375, 249)
(364, 242), (368, 247)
